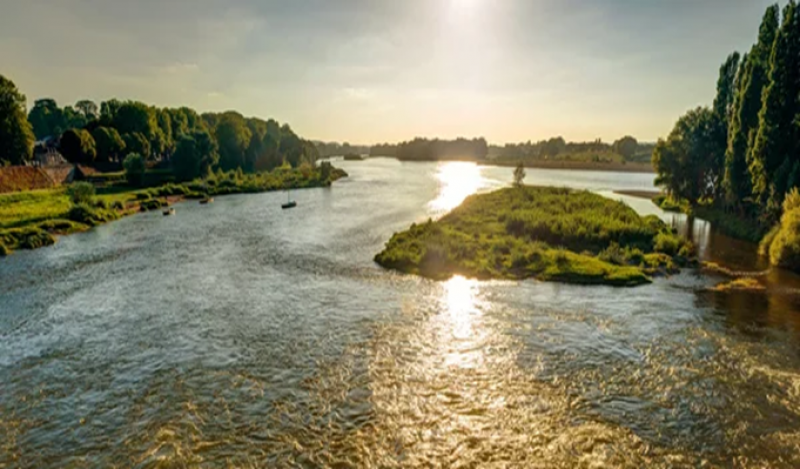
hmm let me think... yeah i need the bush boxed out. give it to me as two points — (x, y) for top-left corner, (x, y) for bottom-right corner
(140, 199), (166, 212)
(94, 199), (109, 210)
(67, 203), (103, 226)
(112, 201), (125, 211)
(123, 153), (146, 187)
(0, 241), (8, 256)
(67, 182), (96, 205)
(768, 206), (800, 271)
(653, 232), (682, 256)
(38, 219), (86, 234)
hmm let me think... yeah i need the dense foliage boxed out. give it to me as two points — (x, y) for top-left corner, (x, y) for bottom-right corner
(655, 2), (800, 237)
(0, 76), (321, 178)
(489, 137), (654, 164)
(123, 153), (146, 187)
(0, 75), (35, 165)
(376, 187), (692, 286)
(59, 128), (97, 164)
(314, 141), (370, 158)
(370, 138), (488, 161)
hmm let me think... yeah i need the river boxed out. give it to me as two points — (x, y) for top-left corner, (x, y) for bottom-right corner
(1, 158), (799, 468)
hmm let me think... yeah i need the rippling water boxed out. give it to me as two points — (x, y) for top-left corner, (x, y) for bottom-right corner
(2, 158), (800, 468)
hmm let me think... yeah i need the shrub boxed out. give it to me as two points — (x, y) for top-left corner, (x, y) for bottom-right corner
(140, 199), (165, 212)
(94, 199), (109, 210)
(38, 219), (86, 234)
(769, 206), (800, 271)
(653, 232), (682, 256)
(0, 241), (8, 256)
(123, 153), (146, 187)
(112, 201), (125, 211)
(67, 182), (96, 205)
(68, 203), (104, 226)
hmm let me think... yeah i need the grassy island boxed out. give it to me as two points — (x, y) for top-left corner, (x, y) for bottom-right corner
(375, 187), (694, 286)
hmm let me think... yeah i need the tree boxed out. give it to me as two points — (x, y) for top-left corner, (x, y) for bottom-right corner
(99, 99), (122, 126)
(279, 127), (304, 167)
(513, 161), (526, 187)
(122, 132), (151, 160)
(123, 153), (146, 187)
(253, 133), (282, 171)
(59, 128), (97, 164)
(91, 126), (126, 163)
(112, 101), (158, 156)
(653, 107), (716, 204)
(0, 75), (35, 165)
(723, 5), (780, 210)
(215, 112), (252, 171)
(27, 98), (64, 140)
(613, 136), (639, 160)
(172, 130), (219, 181)
(320, 161), (333, 181)
(750, 1), (800, 215)
(709, 52), (741, 199)
(75, 100), (99, 121)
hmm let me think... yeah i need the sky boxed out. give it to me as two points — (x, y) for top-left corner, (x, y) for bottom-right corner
(0, 0), (779, 144)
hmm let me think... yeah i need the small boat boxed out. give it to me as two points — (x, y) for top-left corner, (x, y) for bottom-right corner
(199, 197), (214, 205)
(162, 207), (175, 216)
(281, 191), (297, 210)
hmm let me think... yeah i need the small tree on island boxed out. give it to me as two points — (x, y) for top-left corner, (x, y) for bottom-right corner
(513, 161), (526, 187)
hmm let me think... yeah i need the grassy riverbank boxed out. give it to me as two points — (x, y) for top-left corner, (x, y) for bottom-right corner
(375, 186), (693, 286)
(0, 165), (347, 257)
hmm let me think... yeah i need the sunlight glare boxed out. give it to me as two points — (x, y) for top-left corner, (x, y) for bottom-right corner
(429, 162), (485, 214)
(443, 275), (480, 340)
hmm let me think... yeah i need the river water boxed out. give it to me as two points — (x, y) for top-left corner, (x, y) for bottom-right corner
(1, 158), (800, 468)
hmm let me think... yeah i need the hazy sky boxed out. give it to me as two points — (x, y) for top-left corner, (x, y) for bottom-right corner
(0, 0), (778, 144)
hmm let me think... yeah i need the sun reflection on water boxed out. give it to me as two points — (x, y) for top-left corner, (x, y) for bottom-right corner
(429, 162), (485, 214)
(443, 275), (481, 341)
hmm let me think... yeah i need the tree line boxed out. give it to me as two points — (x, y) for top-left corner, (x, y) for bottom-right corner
(0, 75), (320, 181)
(314, 141), (370, 158)
(369, 138), (489, 161)
(490, 136), (653, 163)
(654, 2), (800, 226)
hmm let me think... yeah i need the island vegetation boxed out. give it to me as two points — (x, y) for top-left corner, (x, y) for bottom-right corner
(369, 135), (654, 172)
(652, 2), (800, 271)
(375, 185), (693, 286)
(0, 74), (347, 257)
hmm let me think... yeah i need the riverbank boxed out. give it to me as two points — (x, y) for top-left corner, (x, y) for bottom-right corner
(375, 186), (693, 286)
(0, 165), (347, 257)
(486, 158), (654, 173)
(617, 190), (768, 243)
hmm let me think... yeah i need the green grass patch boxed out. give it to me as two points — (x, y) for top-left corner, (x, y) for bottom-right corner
(0, 188), (73, 229)
(375, 186), (693, 286)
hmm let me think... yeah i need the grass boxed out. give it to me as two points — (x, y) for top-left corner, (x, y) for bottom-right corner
(375, 186), (694, 286)
(653, 194), (690, 213)
(0, 164), (348, 257)
(0, 188), (73, 229)
(709, 278), (765, 292)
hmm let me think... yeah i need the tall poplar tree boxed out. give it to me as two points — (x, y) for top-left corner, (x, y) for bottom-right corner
(724, 4), (780, 209)
(750, 1), (800, 217)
